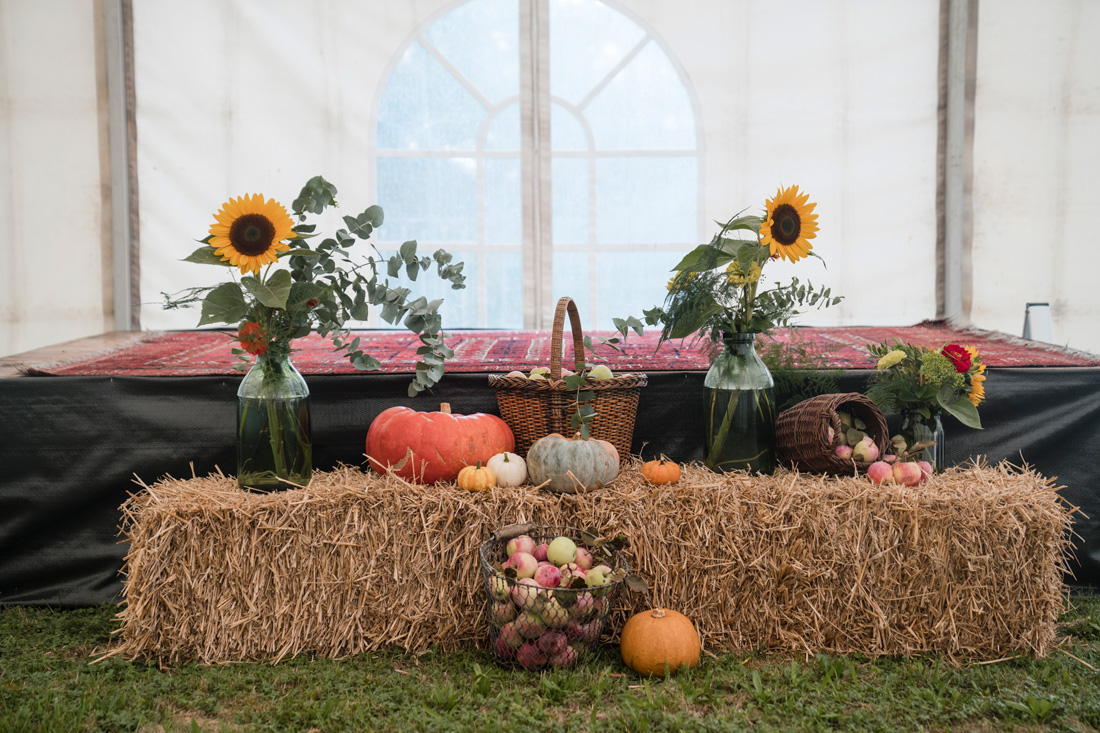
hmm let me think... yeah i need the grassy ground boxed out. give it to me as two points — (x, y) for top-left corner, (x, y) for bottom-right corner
(1, 597), (1099, 732)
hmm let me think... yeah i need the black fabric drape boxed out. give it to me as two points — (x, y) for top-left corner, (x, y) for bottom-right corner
(1, 367), (1097, 606)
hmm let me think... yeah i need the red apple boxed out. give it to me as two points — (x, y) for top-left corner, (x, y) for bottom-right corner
(866, 461), (893, 484)
(892, 461), (923, 487)
(506, 535), (536, 557)
(917, 461), (933, 482)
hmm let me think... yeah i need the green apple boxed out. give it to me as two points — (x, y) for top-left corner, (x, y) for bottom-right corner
(589, 365), (614, 380)
(529, 366), (551, 380)
(505, 370), (527, 379)
(546, 536), (578, 566)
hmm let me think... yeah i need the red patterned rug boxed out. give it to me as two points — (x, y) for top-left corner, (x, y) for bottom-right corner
(22, 322), (1099, 377)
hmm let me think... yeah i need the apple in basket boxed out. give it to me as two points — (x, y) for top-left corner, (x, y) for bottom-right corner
(503, 551), (539, 579)
(506, 534), (537, 557)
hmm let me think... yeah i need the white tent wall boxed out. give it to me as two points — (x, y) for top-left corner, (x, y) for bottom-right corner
(0, 0), (111, 356)
(971, 0), (1100, 354)
(3, 1), (1098, 356)
(135, 0), (939, 333)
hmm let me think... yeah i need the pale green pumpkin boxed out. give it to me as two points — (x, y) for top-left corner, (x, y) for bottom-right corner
(526, 433), (620, 493)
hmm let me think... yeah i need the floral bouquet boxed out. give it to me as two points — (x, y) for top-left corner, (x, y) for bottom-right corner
(639, 184), (840, 351)
(609, 185), (842, 474)
(163, 176), (466, 489)
(865, 340), (986, 469)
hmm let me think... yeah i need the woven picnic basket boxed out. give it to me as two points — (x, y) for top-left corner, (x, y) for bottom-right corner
(775, 393), (889, 475)
(487, 297), (647, 460)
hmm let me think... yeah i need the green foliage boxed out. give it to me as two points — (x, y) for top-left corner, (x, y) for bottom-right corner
(162, 175), (465, 396)
(3, 596), (1100, 731)
(867, 340), (983, 429)
(611, 210), (841, 352)
(757, 332), (844, 411)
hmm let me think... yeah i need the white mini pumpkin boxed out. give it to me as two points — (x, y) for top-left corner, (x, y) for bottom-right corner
(486, 451), (527, 487)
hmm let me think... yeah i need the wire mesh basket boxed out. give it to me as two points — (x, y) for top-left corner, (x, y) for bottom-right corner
(479, 525), (628, 670)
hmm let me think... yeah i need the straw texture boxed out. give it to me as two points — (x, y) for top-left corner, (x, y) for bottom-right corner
(109, 461), (1073, 665)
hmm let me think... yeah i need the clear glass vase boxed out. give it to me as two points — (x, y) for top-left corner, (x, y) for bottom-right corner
(898, 409), (945, 472)
(237, 354), (312, 491)
(702, 332), (776, 474)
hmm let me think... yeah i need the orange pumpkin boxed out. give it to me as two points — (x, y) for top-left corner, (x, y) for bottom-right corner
(642, 456), (681, 485)
(620, 608), (700, 677)
(456, 461), (496, 491)
(365, 403), (514, 484)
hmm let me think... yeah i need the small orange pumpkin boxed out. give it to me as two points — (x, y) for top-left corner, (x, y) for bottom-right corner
(456, 461), (496, 492)
(620, 608), (700, 677)
(641, 455), (681, 485)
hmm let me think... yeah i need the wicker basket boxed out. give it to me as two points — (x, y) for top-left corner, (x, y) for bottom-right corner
(775, 393), (889, 475)
(488, 297), (646, 460)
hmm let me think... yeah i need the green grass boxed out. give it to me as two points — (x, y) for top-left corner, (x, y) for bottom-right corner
(2, 597), (1099, 732)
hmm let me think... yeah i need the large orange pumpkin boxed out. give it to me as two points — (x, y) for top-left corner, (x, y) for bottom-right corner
(365, 403), (514, 484)
(620, 608), (700, 677)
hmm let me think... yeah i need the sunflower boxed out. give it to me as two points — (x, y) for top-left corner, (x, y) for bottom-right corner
(759, 185), (819, 263)
(725, 260), (762, 286)
(208, 193), (296, 275)
(963, 345), (986, 406)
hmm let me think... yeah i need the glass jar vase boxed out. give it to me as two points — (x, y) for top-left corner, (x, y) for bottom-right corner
(898, 409), (944, 472)
(237, 354), (312, 491)
(702, 332), (776, 474)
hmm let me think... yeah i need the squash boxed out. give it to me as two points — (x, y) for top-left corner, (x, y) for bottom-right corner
(365, 403), (514, 484)
(486, 452), (527, 487)
(620, 608), (700, 677)
(456, 461), (496, 491)
(526, 432), (619, 493)
(642, 455), (681, 485)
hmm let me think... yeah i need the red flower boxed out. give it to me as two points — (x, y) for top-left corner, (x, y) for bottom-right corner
(942, 344), (971, 373)
(306, 298), (319, 308)
(238, 321), (269, 356)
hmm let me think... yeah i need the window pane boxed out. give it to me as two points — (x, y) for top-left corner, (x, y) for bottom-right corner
(485, 102), (520, 151)
(551, 102), (588, 150)
(485, 157), (521, 244)
(553, 252), (591, 331)
(381, 250), (481, 328)
(377, 158), (477, 243)
(596, 251), (680, 330)
(552, 157), (589, 244)
(549, 0), (647, 105)
(377, 42), (483, 151)
(585, 41), (696, 150)
(423, 0), (519, 106)
(596, 157), (697, 243)
(486, 251), (523, 328)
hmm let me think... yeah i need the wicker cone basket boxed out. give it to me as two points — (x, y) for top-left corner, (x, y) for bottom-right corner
(487, 297), (646, 460)
(775, 393), (889, 475)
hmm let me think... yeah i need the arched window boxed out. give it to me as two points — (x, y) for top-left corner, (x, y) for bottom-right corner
(374, 0), (701, 329)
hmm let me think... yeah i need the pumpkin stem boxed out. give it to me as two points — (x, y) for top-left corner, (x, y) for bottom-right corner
(652, 608), (667, 619)
(440, 403), (451, 414)
(475, 460), (482, 469)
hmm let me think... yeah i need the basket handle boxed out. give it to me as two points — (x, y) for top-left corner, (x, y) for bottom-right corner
(550, 296), (586, 379)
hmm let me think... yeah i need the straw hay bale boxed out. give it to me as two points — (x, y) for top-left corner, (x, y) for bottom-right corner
(109, 460), (1073, 664)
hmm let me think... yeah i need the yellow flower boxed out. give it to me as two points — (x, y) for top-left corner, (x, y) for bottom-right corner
(666, 271), (697, 292)
(208, 193), (296, 275)
(963, 345), (986, 406)
(760, 184), (819, 263)
(876, 349), (906, 370)
(725, 260), (761, 286)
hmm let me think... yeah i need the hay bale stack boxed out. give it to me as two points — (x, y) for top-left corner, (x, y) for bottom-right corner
(111, 461), (1072, 664)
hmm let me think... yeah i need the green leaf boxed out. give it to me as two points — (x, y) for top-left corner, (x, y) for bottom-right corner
(399, 240), (418, 261)
(363, 205), (384, 227)
(938, 393), (982, 429)
(241, 270), (292, 309)
(182, 246), (231, 266)
(279, 248), (322, 258)
(197, 282), (248, 326)
(292, 175), (338, 218)
(287, 282), (327, 310)
(671, 244), (720, 273)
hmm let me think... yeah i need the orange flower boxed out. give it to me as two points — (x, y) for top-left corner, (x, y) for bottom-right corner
(963, 345), (986, 406)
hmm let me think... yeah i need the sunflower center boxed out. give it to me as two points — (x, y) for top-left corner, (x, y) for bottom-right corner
(228, 213), (277, 256)
(771, 204), (801, 246)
